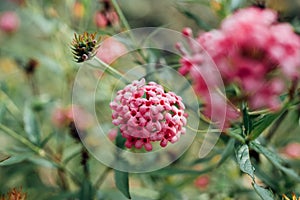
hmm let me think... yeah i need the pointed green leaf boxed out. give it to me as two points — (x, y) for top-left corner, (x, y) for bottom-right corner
(235, 144), (255, 179)
(253, 183), (274, 200)
(114, 170), (131, 199)
(251, 142), (300, 181)
(248, 111), (282, 141)
(23, 104), (40, 144)
(0, 154), (32, 166)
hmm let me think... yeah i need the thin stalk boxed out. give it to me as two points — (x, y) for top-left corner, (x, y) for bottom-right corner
(94, 167), (112, 189)
(90, 57), (129, 83)
(228, 130), (245, 144)
(111, 0), (135, 43)
(248, 109), (270, 115)
(0, 124), (45, 156)
(110, 0), (148, 64)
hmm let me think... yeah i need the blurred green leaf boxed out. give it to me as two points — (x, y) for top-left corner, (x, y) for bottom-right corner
(177, 7), (211, 31)
(253, 183), (274, 200)
(0, 102), (5, 122)
(28, 156), (56, 168)
(79, 179), (94, 200)
(23, 104), (40, 144)
(251, 142), (300, 182)
(217, 138), (235, 167)
(0, 153), (32, 166)
(114, 170), (131, 199)
(235, 144), (255, 179)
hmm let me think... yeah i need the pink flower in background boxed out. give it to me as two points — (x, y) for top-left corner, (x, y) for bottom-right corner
(0, 11), (20, 33)
(282, 143), (300, 159)
(93, 0), (119, 29)
(178, 7), (300, 116)
(94, 12), (108, 28)
(110, 78), (188, 151)
(96, 37), (127, 64)
(51, 105), (93, 130)
(194, 175), (210, 190)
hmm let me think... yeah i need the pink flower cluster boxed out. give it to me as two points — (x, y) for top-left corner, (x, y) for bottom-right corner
(178, 7), (300, 113)
(110, 79), (188, 151)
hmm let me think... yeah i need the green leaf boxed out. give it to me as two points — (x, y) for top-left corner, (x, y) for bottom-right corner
(251, 142), (300, 181)
(217, 138), (235, 167)
(114, 170), (131, 199)
(235, 144), (255, 179)
(253, 183), (274, 200)
(0, 102), (6, 122)
(248, 111), (282, 141)
(0, 154), (32, 166)
(116, 129), (126, 149)
(23, 104), (40, 144)
(79, 179), (94, 200)
(177, 7), (210, 31)
(28, 156), (56, 168)
(242, 104), (252, 135)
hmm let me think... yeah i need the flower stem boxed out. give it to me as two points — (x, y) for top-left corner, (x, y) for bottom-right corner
(94, 166), (111, 189)
(111, 0), (130, 29)
(0, 124), (45, 156)
(90, 57), (129, 83)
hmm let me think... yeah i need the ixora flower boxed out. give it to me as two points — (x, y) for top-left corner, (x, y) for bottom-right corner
(71, 32), (101, 63)
(110, 79), (188, 151)
(177, 7), (300, 112)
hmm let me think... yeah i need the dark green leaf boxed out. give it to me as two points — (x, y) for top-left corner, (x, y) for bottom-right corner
(79, 179), (94, 200)
(116, 129), (126, 149)
(23, 104), (40, 144)
(235, 144), (255, 179)
(251, 142), (300, 181)
(217, 138), (235, 167)
(114, 170), (131, 199)
(242, 104), (252, 135)
(248, 111), (282, 141)
(253, 183), (274, 200)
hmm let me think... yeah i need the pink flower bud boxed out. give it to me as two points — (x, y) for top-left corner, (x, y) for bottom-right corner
(0, 11), (20, 34)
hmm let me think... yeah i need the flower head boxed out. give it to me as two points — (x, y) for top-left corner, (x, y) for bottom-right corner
(177, 7), (300, 114)
(71, 32), (100, 63)
(110, 79), (188, 151)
